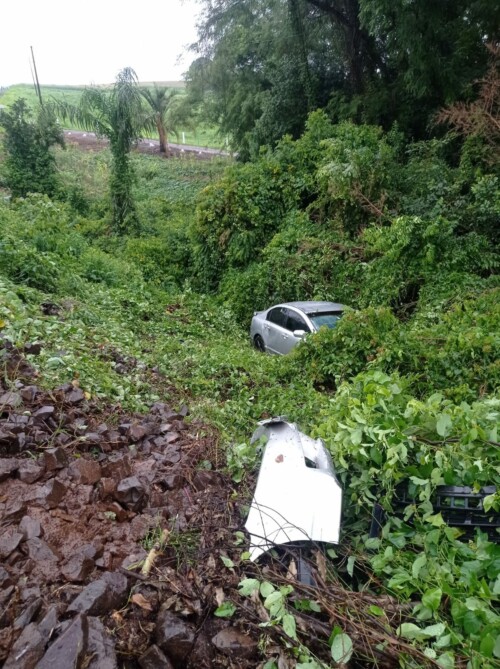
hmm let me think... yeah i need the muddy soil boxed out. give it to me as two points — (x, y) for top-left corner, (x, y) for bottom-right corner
(0, 338), (259, 668)
(64, 131), (228, 160)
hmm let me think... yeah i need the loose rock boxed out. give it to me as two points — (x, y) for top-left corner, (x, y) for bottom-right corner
(155, 610), (196, 664)
(3, 623), (45, 669)
(68, 458), (101, 485)
(68, 572), (128, 616)
(36, 613), (88, 669)
(18, 460), (45, 484)
(139, 644), (175, 669)
(19, 516), (43, 541)
(0, 458), (19, 482)
(43, 448), (68, 471)
(86, 617), (118, 669)
(114, 476), (146, 511)
(0, 528), (23, 558)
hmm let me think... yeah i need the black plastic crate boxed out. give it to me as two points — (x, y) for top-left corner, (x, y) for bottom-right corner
(370, 485), (500, 541)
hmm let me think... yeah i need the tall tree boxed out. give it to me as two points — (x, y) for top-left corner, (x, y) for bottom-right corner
(189, 0), (499, 154)
(55, 68), (148, 233)
(0, 98), (64, 198)
(140, 85), (180, 154)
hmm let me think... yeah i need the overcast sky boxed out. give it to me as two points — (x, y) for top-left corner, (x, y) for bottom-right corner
(0, 0), (202, 87)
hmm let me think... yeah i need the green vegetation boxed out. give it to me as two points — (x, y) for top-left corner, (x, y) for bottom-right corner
(0, 99), (64, 198)
(55, 68), (155, 233)
(187, 0), (499, 157)
(0, 21), (499, 668)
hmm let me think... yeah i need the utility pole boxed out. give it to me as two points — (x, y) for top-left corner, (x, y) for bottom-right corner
(30, 46), (43, 106)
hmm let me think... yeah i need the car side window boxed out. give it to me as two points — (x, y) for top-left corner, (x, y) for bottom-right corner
(267, 307), (288, 328)
(285, 310), (310, 333)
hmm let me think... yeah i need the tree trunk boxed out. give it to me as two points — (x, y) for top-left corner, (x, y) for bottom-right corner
(157, 120), (168, 154)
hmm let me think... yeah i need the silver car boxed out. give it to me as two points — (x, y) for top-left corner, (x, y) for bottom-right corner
(250, 301), (344, 355)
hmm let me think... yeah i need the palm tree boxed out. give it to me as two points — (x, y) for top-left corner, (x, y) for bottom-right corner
(55, 68), (150, 233)
(140, 85), (183, 154)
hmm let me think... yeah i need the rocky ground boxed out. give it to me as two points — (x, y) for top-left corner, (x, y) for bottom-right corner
(0, 337), (261, 668)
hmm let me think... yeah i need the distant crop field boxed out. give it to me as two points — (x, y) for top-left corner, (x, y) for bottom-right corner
(0, 83), (222, 150)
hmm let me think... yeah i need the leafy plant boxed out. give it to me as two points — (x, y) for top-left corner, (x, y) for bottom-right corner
(0, 98), (64, 198)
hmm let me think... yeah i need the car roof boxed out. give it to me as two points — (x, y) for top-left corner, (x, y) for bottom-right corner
(278, 301), (344, 314)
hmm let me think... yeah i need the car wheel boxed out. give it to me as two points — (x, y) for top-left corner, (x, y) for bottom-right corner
(254, 335), (266, 352)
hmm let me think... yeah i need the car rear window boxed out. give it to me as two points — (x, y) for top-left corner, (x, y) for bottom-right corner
(308, 311), (343, 330)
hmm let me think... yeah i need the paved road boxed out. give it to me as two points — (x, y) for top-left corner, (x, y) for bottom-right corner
(64, 130), (231, 158)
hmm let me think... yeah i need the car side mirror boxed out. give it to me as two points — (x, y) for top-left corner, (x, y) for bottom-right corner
(293, 329), (306, 338)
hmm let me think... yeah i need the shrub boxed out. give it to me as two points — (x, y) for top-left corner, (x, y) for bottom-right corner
(0, 99), (64, 198)
(286, 307), (400, 388)
(124, 231), (192, 290)
(79, 248), (141, 287)
(191, 157), (299, 291)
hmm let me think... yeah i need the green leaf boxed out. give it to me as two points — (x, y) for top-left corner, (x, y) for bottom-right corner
(463, 610), (483, 635)
(436, 652), (455, 669)
(397, 623), (424, 640)
(220, 556), (234, 568)
(331, 633), (353, 664)
(410, 476), (428, 486)
(426, 512), (445, 527)
(260, 581), (275, 598)
(264, 590), (284, 618)
(422, 587), (442, 612)
(421, 623), (445, 638)
(282, 613), (297, 640)
(347, 555), (356, 577)
(412, 554), (427, 579)
(368, 605), (384, 617)
(238, 578), (260, 596)
(214, 601), (236, 617)
(397, 622), (445, 641)
(494, 634), (500, 658)
(436, 413), (452, 437)
(351, 428), (362, 445)
(480, 633), (495, 657)
(296, 660), (322, 669)
(365, 537), (380, 550)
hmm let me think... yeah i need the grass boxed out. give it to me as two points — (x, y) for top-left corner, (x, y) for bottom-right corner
(0, 83), (222, 149)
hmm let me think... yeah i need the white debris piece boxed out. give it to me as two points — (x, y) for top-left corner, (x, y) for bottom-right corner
(245, 417), (342, 561)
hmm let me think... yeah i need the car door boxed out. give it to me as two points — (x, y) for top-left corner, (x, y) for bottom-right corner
(280, 309), (310, 354)
(264, 307), (289, 354)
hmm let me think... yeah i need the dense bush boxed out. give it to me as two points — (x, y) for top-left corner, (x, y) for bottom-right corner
(286, 306), (400, 388)
(124, 231), (192, 290)
(0, 195), (141, 294)
(0, 99), (64, 199)
(191, 155), (300, 291)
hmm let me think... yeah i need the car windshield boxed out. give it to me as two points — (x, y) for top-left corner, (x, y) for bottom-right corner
(308, 311), (343, 330)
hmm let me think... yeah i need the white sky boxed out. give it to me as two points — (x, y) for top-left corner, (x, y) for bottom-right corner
(0, 0), (202, 87)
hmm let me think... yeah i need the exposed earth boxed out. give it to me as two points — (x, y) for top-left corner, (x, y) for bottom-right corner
(0, 336), (261, 668)
(63, 130), (230, 159)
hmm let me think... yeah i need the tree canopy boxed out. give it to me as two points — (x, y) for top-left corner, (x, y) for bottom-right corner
(187, 0), (499, 157)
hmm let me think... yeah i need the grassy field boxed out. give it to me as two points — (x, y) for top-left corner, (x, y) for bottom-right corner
(0, 83), (222, 149)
